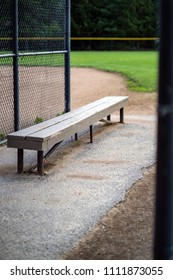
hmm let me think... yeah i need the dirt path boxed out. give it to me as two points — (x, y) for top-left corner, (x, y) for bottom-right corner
(62, 67), (157, 260)
(71, 67), (157, 115)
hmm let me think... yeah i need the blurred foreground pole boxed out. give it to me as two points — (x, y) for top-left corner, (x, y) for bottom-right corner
(65, 0), (71, 112)
(154, 0), (173, 259)
(13, 0), (19, 131)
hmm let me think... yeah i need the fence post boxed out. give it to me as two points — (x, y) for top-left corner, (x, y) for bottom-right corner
(13, 0), (20, 131)
(154, 0), (173, 259)
(65, 0), (71, 112)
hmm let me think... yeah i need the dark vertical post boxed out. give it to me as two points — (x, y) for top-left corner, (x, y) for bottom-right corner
(37, 151), (44, 176)
(17, 149), (23, 174)
(13, 0), (20, 131)
(90, 125), (93, 143)
(120, 108), (124, 123)
(154, 0), (173, 259)
(65, 0), (71, 112)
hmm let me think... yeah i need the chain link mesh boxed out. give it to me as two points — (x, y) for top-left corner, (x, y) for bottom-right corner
(0, 1), (13, 141)
(18, 0), (66, 129)
(0, 0), (67, 142)
(18, 0), (66, 52)
(0, 57), (14, 139)
(0, 1), (13, 53)
(19, 54), (65, 128)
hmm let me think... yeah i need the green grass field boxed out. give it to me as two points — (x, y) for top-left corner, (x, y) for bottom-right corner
(0, 51), (158, 92)
(71, 51), (159, 92)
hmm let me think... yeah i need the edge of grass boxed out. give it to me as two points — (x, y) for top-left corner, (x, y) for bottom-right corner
(71, 51), (158, 93)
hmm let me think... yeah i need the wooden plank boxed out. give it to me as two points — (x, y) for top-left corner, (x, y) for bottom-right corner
(7, 138), (42, 150)
(7, 96), (117, 140)
(26, 97), (128, 142)
(43, 103), (126, 151)
(25, 100), (126, 142)
(7, 96), (128, 151)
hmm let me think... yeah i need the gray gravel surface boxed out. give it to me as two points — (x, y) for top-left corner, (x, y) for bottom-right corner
(0, 115), (156, 259)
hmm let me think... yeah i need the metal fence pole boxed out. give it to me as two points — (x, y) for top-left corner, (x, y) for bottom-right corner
(65, 0), (71, 112)
(154, 0), (173, 260)
(13, 0), (20, 131)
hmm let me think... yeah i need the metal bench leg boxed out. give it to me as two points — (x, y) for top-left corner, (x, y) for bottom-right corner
(90, 125), (93, 143)
(75, 133), (78, 141)
(18, 149), (24, 174)
(107, 115), (111, 121)
(37, 151), (44, 176)
(120, 107), (124, 123)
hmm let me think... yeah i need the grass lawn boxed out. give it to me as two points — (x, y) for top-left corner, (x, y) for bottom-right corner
(0, 51), (158, 92)
(71, 51), (159, 92)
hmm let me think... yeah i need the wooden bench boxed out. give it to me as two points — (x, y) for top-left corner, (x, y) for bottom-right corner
(7, 96), (128, 175)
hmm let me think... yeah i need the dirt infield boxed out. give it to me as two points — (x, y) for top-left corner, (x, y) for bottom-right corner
(62, 67), (157, 260)
(71, 67), (157, 115)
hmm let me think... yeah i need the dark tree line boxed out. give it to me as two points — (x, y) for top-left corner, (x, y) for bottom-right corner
(71, 0), (158, 50)
(0, 0), (158, 51)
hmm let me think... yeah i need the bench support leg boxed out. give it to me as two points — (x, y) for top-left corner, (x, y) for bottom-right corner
(107, 115), (111, 121)
(75, 133), (78, 141)
(37, 151), (44, 176)
(90, 125), (93, 143)
(18, 149), (24, 174)
(120, 108), (124, 123)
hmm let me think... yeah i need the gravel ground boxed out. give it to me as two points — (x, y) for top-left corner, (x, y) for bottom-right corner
(0, 68), (157, 260)
(63, 164), (156, 260)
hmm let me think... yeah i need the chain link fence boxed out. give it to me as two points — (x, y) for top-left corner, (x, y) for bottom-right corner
(0, 0), (70, 143)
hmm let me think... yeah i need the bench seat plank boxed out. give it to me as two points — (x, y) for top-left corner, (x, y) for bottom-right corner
(25, 97), (128, 143)
(7, 96), (128, 174)
(7, 96), (119, 140)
